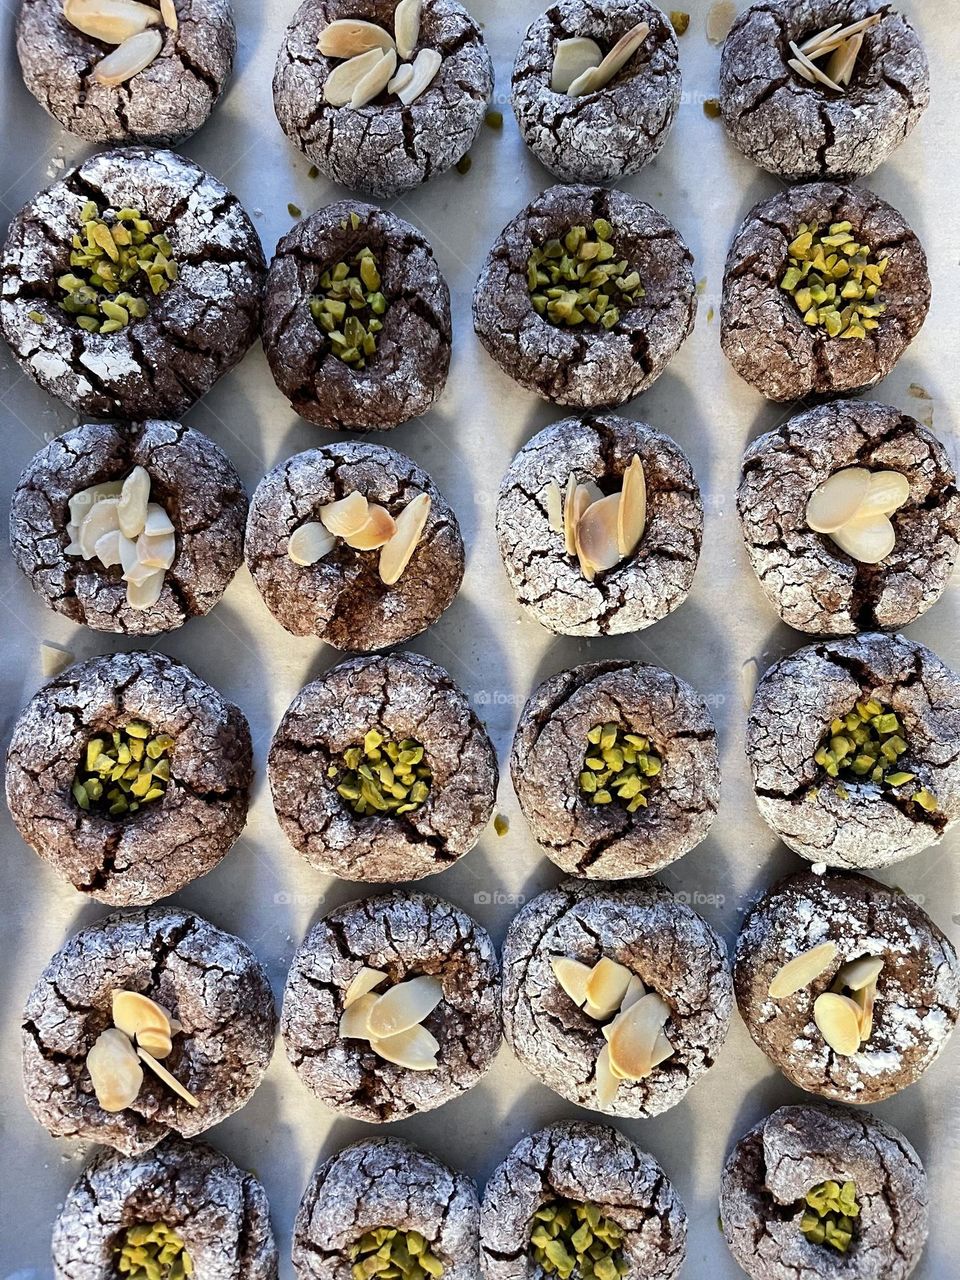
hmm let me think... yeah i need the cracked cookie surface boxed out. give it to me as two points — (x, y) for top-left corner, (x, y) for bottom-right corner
(480, 1120), (686, 1280)
(293, 1137), (479, 1280)
(720, 1104), (928, 1280)
(17, 0), (236, 145)
(720, 0), (930, 180)
(501, 880), (732, 1118)
(511, 660), (720, 878)
(281, 890), (501, 1122)
(512, 0), (680, 183)
(6, 650), (253, 904)
(721, 182), (929, 402)
(746, 632), (960, 868)
(263, 200), (451, 430)
(52, 1134), (278, 1280)
(474, 184), (696, 407)
(273, 0), (493, 198)
(22, 906), (276, 1154)
(246, 444), (464, 649)
(497, 413), (702, 635)
(734, 870), (960, 1104)
(268, 651), (496, 881)
(0, 147), (264, 418)
(738, 400), (960, 635)
(11, 420), (247, 635)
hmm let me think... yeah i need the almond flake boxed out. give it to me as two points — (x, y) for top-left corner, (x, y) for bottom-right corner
(813, 991), (862, 1056)
(320, 491), (369, 537)
(545, 479), (564, 533)
(595, 1044), (621, 1107)
(827, 32), (863, 86)
(806, 468), (871, 533)
(829, 512), (896, 565)
(93, 28), (164, 86)
(396, 47), (441, 106)
(144, 503), (174, 536)
(112, 989), (173, 1042)
(551, 36), (601, 93)
(159, 0), (177, 31)
(79, 497), (121, 559)
(394, 0), (421, 61)
(70, 480), (123, 527)
(834, 954), (884, 992)
(584, 957), (634, 1018)
(799, 22), (842, 55)
(40, 642), (74, 679)
(135, 1028), (173, 1058)
(137, 1047), (199, 1107)
(388, 63), (414, 95)
(289, 521), (336, 566)
(136, 530), (175, 570)
(87, 1028), (143, 1113)
(617, 454), (646, 556)
(768, 940), (838, 999)
(118, 465), (151, 538)
(562, 474), (579, 555)
(576, 492), (622, 581)
(651, 1029), (675, 1068)
(379, 492), (430, 584)
(352, 48), (397, 108)
(568, 21), (649, 95)
(787, 40), (843, 91)
(620, 975), (647, 1012)
(318, 19), (396, 58)
(370, 1023), (439, 1071)
(339, 992), (379, 1039)
(705, 0), (737, 44)
(857, 471), (910, 518)
(344, 967), (388, 1008)
(126, 569), (164, 610)
(367, 975), (443, 1039)
(852, 980), (877, 1042)
(63, 0), (162, 45)
(94, 528), (123, 568)
(342, 503), (396, 550)
(608, 992), (670, 1080)
(550, 956), (593, 1007)
(323, 48), (387, 107)
(788, 57), (817, 83)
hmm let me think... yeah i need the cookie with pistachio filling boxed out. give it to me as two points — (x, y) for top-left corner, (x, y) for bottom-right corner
(52, 1135), (278, 1280)
(720, 1104), (929, 1280)
(293, 1138), (479, 1280)
(263, 201), (451, 430)
(721, 182), (929, 402)
(480, 1121), (686, 1280)
(474, 184), (696, 407)
(0, 148), (264, 418)
(746, 632), (960, 869)
(719, 1), (929, 180)
(5, 650), (252, 905)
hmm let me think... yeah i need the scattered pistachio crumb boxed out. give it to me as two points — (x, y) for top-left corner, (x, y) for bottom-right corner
(329, 728), (432, 817)
(908, 382), (931, 400)
(579, 722), (662, 813)
(670, 10), (690, 35)
(288, 202), (302, 218)
(27, 309), (46, 323)
(115, 1222), (193, 1279)
(528, 220), (645, 329)
(73, 722), (173, 818)
(456, 154), (473, 174)
(706, 305), (715, 322)
(494, 813), (509, 836)
(308, 164), (319, 179)
(696, 277), (707, 295)
(703, 98), (721, 118)
(485, 109), (503, 129)
(800, 1180), (860, 1254)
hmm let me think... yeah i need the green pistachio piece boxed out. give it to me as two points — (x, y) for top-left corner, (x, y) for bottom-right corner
(578, 723), (663, 813)
(529, 1201), (625, 1278)
(331, 730), (432, 818)
(308, 243), (388, 367)
(348, 1227), (444, 1280)
(813, 698), (937, 811)
(800, 1180), (860, 1254)
(780, 220), (889, 339)
(115, 1222), (193, 1279)
(73, 721), (173, 819)
(526, 222), (645, 330)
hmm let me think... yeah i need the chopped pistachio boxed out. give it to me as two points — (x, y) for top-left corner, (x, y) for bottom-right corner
(456, 154), (473, 174)
(27, 309), (46, 323)
(115, 1221), (193, 1279)
(530, 1200), (628, 1280)
(484, 108), (503, 128)
(308, 164), (320, 178)
(579, 723), (662, 814)
(779, 219), (889, 339)
(73, 722), (173, 818)
(528, 221), (645, 331)
(494, 813), (509, 836)
(670, 10), (690, 35)
(347, 1226), (444, 1280)
(309, 243), (387, 369)
(330, 730), (432, 817)
(703, 97), (721, 117)
(813, 699), (937, 811)
(288, 202), (302, 218)
(800, 1180), (860, 1254)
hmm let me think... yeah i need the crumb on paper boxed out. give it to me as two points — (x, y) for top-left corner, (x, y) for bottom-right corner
(670, 11), (690, 35)
(706, 0), (737, 44)
(703, 98), (722, 119)
(494, 813), (509, 836)
(908, 383), (931, 400)
(40, 641), (74, 679)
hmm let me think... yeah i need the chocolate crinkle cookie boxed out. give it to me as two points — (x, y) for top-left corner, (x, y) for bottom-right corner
(746, 632), (960, 869)
(281, 890), (501, 1122)
(497, 413), (702, 636)
(719, 1), (930, 181)
(720, 1104), (928, 1280)
(0, 147), (264, 418)
(17, 0), (236, 146)
(474, 184), (696, 407)
(501, 880), (732, 1119)
(52, 1135), (278, 1280)
(269, 651), (496, 882)
(734, 870), (960, 1105)
(6, 650), (252, 904)
(512, 660), (720, 879)
(511, 0), (681, 184)
(246, 444), (464, 651)
(22, 907), (276, 1155)
(10, 420), (247, 635)
(721, 182), (929, 402)
(273, 0), (493, 198)
(263, 201), (451, 430)
(293, 1137), (479, 1280)
(480, 1121), (687, 1280)
(738, 400), (960, 635)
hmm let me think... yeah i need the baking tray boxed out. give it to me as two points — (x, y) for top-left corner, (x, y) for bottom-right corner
(0, 0), (958, 1274)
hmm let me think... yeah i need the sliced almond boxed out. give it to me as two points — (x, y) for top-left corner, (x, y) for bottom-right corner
(799, 22), (842, 55)
(320, 491), (369, 537)
(63, 0), (161, 45)
(344, 966), (388, 1008)
(857, 471), (910, 518)
(562, 474), (579, 555)
(835, 954), (884, 992)
(126, 569), (164, 610)
(120, 532), (153, 585)
(388, 63), (414, 95)
(135, 1028), (173, 1058)
(617, 454), (646, 557)
(397, 47), (441, 106)
(367, 975), (443, 1039)
(545, 479), (564, 534)
(568, 21), (649, 96)
(342, 503), (397, 550)
(370, 1023), (439, 1071)
(787, 40), (843, 91)
(584, 957), (634, 1018)
(550, 956), (593, 1007)
(394, 0), (421, 61)
(650, 1029), (675, 1068)
(79, 497), (121, 559)
(69, 480), (123, 527)
(826, 32), (863, 87)
(93, 28), (163, 86)
(813, 992), (863, 1057)
(159, 0), (177, 32)
(807, 14), (879, 54)
(288, 521), (336, 566)
(829, 512), (896, 565)
(805, 467), (871, 533)
(576, 492), (622, 582)
(788, 57), (817, 84)
(339, 992), (379, 1040)
(323, 47), (386, 107)
(318, 18), (397, 58)
(595, 1044), (621, 1107)
(705, 0), (737, 45)
(94, 528), (123, 568)
(351, 48), (397, 108)
(118, 465), (151, 538)
(112, 990), (173, 1042)
(767, 940), (838, 1000)
(608, 991), (669, 1080)
(137, 1047), (200, 1107)
(551, 36), (602, 94)
(379, 493), (431, 585)
(620, 975), (647, 1012)
(143, 502), (174, 537)
(852, 980), (877, 1042)
(41, 641), (75, 679)
(136, 530), (175, 570)
(86, 1028), (143, 1112)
